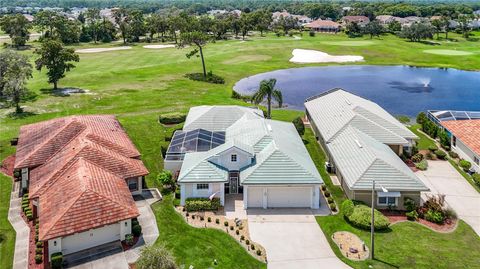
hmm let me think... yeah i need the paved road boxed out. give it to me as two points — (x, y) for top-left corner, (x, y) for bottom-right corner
(416, 160), (480, 236)
(248, 209), (351, 269)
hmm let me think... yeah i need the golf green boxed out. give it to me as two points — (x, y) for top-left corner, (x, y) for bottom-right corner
(423, 49), (473, 56)
(321, 41), (375, 46)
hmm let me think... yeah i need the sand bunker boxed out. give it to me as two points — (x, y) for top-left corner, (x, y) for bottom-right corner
(143, 44), (175, 49)
(423, 49), (473, 56)
(289, 49), (364, 63)
(75, 46), (132, 53)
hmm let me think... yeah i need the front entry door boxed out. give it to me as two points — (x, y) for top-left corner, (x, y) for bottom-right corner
(229, 171), (239, 194)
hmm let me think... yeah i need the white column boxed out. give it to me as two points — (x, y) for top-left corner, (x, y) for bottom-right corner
(243, 186), (248, 209)
(180, 184), (186, 206)
(312, 185), (320, 209)
(220, 183), (225, 206)
(262, 187), (268, 209)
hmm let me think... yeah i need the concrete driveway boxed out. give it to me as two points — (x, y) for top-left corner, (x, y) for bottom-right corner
(416, 160), (480, 236)
(247, 209), (351, 269)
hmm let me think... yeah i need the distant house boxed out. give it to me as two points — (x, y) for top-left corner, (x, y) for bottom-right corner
(376, 15), (396, 25)
(272, 11), (312, 25)
(305, 89), (428, 210)
(292, 15), (313, 24)
(305, 19), (341, 33)
(14, 115), (148, 261)
(430, 15), (443, 21)
(165, 106), (323, 209)
(341, 16), (370, 27)
(272, 11), (291, 22)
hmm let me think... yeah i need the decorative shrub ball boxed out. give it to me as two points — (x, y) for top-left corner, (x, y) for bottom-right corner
(224, 221), (229, 227)
(341, 200), (355, 217)
(434, 150), (447, 160)
(256, 250), (262, 256)
(411, 153), (424, 163)
(132, 224), (142, 237)
(240, 235), (245, 241)
(215, 218), (220, 224)
(207, 217), (211, 222)
(345, 204), (390, 231)
(428, 145), (438, 152)
(246, 239), (250, 245)
(35, 254), (43, 264)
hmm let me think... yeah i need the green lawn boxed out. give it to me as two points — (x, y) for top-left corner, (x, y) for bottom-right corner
(302, 128), (480, 269)
(0, 174), (15, 269)
(1, 31), (480, 268)
(152, 194), (266, 269)
(408, 124), (436, 150)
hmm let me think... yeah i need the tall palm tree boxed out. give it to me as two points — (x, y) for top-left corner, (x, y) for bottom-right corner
(252, 78), (283, 119)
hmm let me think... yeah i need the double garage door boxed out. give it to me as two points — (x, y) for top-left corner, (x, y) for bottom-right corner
(62, 223), (120, 255)
(247, 186), (312, 208)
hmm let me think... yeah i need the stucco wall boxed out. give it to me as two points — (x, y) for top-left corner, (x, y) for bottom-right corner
(164, 160), (183, 174)
(208, 147), (253, 171)
(452, 138), (480, 172)
(351, 190), (421, 210)
(180, 183), (225, 206)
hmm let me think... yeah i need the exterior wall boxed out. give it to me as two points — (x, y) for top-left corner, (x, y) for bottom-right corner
(21, 168), (28, 190)
(119, 219), (132, 241)
(350, 189), (421, 210)
(164, 160), (183, 175)
(243, 185), (320, 209)
(388, 144), (403, 156)
(179, 183), (225, 206)
(208, 147), (253, 171)
(127, 177), (143, 196)
(452, 137), (480, 173)
(48, 238), (62, 261)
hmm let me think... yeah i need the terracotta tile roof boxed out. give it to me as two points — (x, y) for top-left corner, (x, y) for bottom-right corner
(39, 158), (139, 241)
(342, 16), (370, 23)
(441, 119), (480, 155)
(305, 19), (340, 28)
(14, 115), (140, 169)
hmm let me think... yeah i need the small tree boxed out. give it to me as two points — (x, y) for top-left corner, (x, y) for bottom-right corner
(0, 14), (31, 48)
(0, 50), (33, 113)
(34, 39), (80, 90)
(252, 78), (283, 119)
(457, 14), (472, 38)
(345, 22), (362, 37)
(363, 20), (383, 39)
(292, 116), (305, 135)
(157, 170), (174, 189)
(178, 31), (210, 79)
(431, 19), (443, 39)
(387, 20), (401, 33)
(136, 245), (177, 269)
(113, 8), (131, 44)
(416, 111), (428, 125)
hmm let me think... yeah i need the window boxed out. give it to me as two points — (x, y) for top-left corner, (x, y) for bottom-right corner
(53, 241), (57, 246)
(378, 196), (397, 206)
(452, 136), (457, 147)
(128, 178), (138, 191)
(196, 183), (209, 190)
(474, 156), (479, 165)
(231, 154), (237, 162)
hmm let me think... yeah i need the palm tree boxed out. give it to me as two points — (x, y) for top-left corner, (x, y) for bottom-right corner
(252, 78), (283, 119)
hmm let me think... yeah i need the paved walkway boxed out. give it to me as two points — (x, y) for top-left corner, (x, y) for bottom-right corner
(248, 208), (350, 269)
(8, 181), (29, 269)
(416, 160), (480, 236)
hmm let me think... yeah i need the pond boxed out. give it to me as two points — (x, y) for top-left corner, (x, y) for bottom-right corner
(233, 65), (480, 117)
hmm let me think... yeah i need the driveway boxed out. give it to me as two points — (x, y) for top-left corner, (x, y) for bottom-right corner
(247, 209), (351, 269)
(416, 160), (480, 236)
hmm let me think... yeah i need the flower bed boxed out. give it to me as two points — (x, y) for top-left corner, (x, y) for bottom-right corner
(175, 206), (266, 262)
(332, 231), (369, 261)
(20, 209), (48, 269)
(381, 210), (457, 233)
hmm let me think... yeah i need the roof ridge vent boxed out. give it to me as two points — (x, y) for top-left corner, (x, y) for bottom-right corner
(345, 99), (352, 105)
(355, 139), (363, 148)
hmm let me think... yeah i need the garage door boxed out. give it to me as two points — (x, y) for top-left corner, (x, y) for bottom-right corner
(62, 223), (120, 255)
(267, 187), (311, 208)
(247, 187), (263, 208)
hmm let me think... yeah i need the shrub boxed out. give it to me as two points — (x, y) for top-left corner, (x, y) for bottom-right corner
(185, 72), (225, 84)
(341, 200), (355, 217)
(132, 224), (142, 237)
(327, 197), (334, 204)
(191, 215), (195, 220)
(256, 250), (262, 256)
(158, 112), (186, 125)
(448, 151), (459, 159)
(36, 241), (43, 248)
(321, 185), (327, 191)
(185, 197), (221, 211)
(415, 160), (428, 171)
(404, 197), (417, 212)
(459, 160), (472, 171)
(236, 230), (239, 235)
(26, 212), (33, 221)
(416, 112), (428, 125)
(434, 149), (447, 160)
(245, 239), (250, 245)
(251, 244), (255, 250)
(35, 254), (43, 264)
(438, 130), (450, 149)
(136, 245), (177, 269)
(324, 191), (330, 197)
(330, 203), (337, 211)
(36, 247), (43, 254)
(51, 252), (63, 269)
(132, 219), (139, 226)
(207, 217), (211, 222)
(406, 210), (418, 221)
(309, 30), (315, 37)
(229, 226), (234, 231)
(472, 173), (480, 187)
(444, 207), (457, 220)
(292, 117), (305, 135)
(411, 153), (423, 163)
(345, 205), (390, 231)
(423, 195), (445, 212)
(425, 209), (444, 224)
(35, 223), (39, 230)
(200, 216), (204, 221)
(157, 171), (174, 187)
(125, 234), (134, 246)
(185, 212), (189, 217)
(240, 235), (245, 241)
(215, 218), (220, 224)
(428, 145), (438, 152)
(14, 170), (21, 178)
(224, 221), (229, 227)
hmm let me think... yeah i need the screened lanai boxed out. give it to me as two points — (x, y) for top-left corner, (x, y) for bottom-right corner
(165, 129), (226, 161)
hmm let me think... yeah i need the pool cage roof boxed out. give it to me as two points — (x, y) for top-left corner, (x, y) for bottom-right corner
(428, 110), (480, 122)
(165, 129), (225, 161)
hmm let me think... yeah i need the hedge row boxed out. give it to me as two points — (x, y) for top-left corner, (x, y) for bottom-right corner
(341, 200), (390, 231)
(185, 197), (221, 212)
(159, 112), (186, 125)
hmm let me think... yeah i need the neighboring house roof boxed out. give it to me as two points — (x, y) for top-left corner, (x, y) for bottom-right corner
(183, 105), (264, 132)
(305, 88), (417, 144)
(177, 106), (323, 185)
(342, 16), (370, 23)
(15, 115), (147, 241)
(441, 119), (480, 156)
(39, 158), (139, 241)
(327, 126), (428, 191)
(305, 19), (340, 29)
(376, 15), (394, 23)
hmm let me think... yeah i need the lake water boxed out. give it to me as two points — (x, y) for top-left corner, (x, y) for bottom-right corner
(233, 65), (480, 117)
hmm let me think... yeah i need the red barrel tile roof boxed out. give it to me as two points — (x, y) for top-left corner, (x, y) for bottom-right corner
(441, 119), (480, 155)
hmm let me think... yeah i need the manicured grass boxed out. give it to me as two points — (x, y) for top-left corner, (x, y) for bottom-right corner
(152, 194), (266, 269)
(0, 174), (15, 269)
(423, 49), (474, 56)
(321, 40), (376, 46)
(302, 128), (480, 269)
(408, 124), (436, 150)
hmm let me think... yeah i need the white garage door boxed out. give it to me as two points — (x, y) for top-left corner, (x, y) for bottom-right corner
(247, 187), (263, 208)
(267, 187), (311, 208)
(62, 223), (120, 255)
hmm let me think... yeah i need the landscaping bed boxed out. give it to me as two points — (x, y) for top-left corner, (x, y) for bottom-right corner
(20, 202), (48, 269)
(332, 231), (369, 261)
(174, 206), (266, 262)
(382, 210), (457, 233)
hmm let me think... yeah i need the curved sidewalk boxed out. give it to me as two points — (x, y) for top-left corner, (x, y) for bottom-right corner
(8, 181), (29, 269)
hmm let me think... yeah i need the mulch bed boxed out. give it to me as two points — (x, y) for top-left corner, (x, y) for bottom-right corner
(0, 155), (15, 177)
(332, 231), (369, 261)
(380, 210), (457, 233)
(21, 211), (50, 269)
(121, 236), (140, 251)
